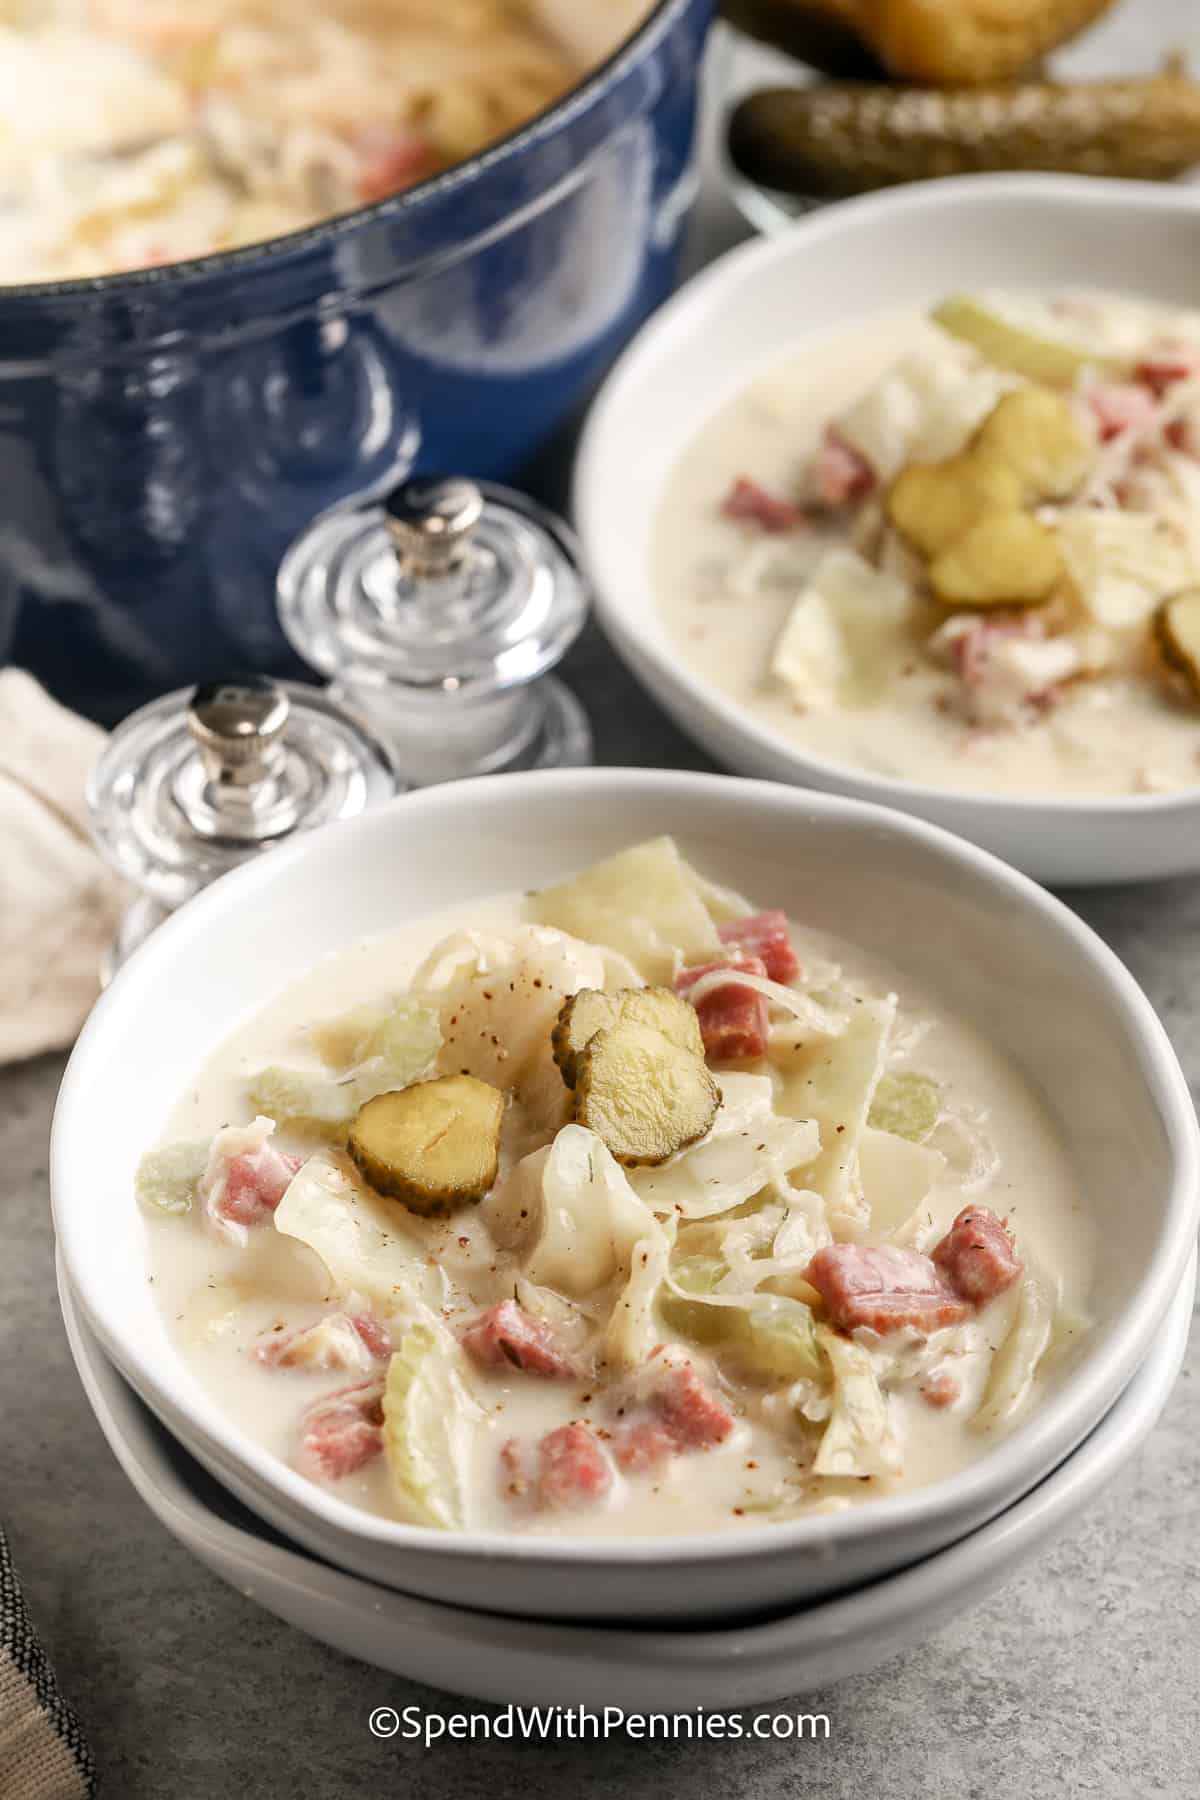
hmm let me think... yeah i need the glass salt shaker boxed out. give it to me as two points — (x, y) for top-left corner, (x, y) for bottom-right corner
(275, 476), (592, 786)
(87, 675), (400, 976)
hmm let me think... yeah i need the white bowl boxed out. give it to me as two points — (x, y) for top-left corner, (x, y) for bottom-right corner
(575, 175), (1200, 885)
(50, 769), (1200, 1621)
(58, 1248), (1195, 1708)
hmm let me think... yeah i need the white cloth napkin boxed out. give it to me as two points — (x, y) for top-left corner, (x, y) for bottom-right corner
(0, 669), (125, 1065)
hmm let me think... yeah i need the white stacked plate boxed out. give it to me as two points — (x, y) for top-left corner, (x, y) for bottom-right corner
(59, 1249), (1195, 1710)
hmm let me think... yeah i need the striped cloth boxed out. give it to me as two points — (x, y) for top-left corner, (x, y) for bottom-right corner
(0, 1526), (95, 1798)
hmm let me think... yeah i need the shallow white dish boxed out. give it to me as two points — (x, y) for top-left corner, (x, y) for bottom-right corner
(50, 769), (1199, 1619)
(575, 175), (1200, 885)
(59, 1249), (1196, 1709)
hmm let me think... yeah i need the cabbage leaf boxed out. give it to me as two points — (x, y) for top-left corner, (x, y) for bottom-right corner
(381, 1323), (479, 1530)
(519, 1124), (672, 1368)
(272, 1149), (437, 1319)
(858, 1125), (945, 1239)
(735, 1295), (824, 1385)
(604, 1225), (674, 1373)
(135, 1139), (209, 1215)
(973, 1257), (1055, 1434)
(529, 836), (721, 983)
(1054, 511), (1199, 631)
(813, 1327), (901, 1479)
(780, 996), (897, 1233)
(248, 997), (441, 1138)
(633, 1073), (820, 1221)
(525, 1124), (663, 1298)
(835, 346), (1010, 482)
(770, 548), (915, 710)
(868, 1072), (941, 1143)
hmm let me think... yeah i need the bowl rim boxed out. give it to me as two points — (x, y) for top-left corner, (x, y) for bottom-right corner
(51, 765), (1200, 1569)
(574, 172), (1200, 820)
(0, 0), (695, 302)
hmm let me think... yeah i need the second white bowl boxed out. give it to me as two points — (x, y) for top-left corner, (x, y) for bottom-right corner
(575, 175), (1200, 885)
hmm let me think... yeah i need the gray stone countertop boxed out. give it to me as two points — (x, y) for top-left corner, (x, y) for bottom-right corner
(5, 3), (1200, 1791)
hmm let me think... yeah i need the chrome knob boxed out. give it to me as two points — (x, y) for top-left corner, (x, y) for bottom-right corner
(187, 676), (290, 792)
(384, 477), (484, 578)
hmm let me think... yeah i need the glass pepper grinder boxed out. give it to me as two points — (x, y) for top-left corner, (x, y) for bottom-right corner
(87, 675), (401, 976)
(275, 476), (592, 786)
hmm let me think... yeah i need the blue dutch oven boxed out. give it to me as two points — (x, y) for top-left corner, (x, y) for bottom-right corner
(0, 0), (714, 723)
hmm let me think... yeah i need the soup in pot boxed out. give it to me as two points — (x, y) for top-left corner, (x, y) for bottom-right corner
(0, 0), (651, 281)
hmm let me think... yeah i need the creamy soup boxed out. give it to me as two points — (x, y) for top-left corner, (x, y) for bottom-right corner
(0, 1), (649, 282)
(138, 837), (1091, 1539)
(655, 292), (1200, 798)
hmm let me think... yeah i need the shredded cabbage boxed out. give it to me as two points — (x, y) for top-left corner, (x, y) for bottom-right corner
(633, 1073), (820, 1221)
(513, 1276), (590, 1343)
(604, 1225), (674, 1373)
(734, 1295), (823, 1384)
(272, 1149), (437, 1320)
(381, 1324), (479, 1530)
(835, 347), (1010, 482)
(135, 1139), (209, 1215)
(973, 1256), (1055, 1433)
(248, 998), (441, 1137)
(770, 548), (914, 711)
(928, 1109), (1000, 1199)
(524, 1124), (663, 1298)
(717, 1199), (789, 1288)
(813, 1327), (901, 1479)
(779, 996), (897, 1234)
(857, 1126), (946, 1244)
(480, 1145), (550, 1253)
(412, 925), (610, 1097)
(868, 1072), (941, 1143)
(529, 836), (721, 983)
(1053, 511), (1199, 630)
(662, 1251), (824, 1388)
(660, 1255), (729, 1342)
(308, 1005), (388, 1071)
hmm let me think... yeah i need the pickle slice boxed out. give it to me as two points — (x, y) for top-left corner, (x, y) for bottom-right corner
(933, 297), (1128, 388)
(552, 986), (705, 1088)
(929, 511), (1064, 609)
(347, 1075), (504, 1216)
(889, 453), (1024, 560)
(1155, 590), (1200, 701)
(972, 387), (1094, 500)
(574, 1021), (720, 1169)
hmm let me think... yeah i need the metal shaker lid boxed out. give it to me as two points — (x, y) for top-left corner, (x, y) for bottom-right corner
(87, 675), (399, 910)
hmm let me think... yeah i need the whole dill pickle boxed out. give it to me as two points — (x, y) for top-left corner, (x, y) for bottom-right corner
(728, 74), (1200, 197)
